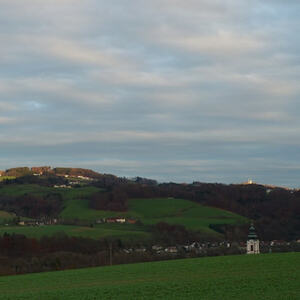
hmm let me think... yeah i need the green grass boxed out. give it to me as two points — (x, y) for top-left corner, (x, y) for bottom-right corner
(59, 187), (107, 221)
(0, 184), (56, 196)
(64, 197), (247, 234)
(0, 185), (247, 238)
(0, 210), (16, 222)
(0, 176), (15, 182)
(0, 253), (299, 299)
(0, 225), (151, 241)
(0, 184), (103, 220)
(128, 198), (247, 232)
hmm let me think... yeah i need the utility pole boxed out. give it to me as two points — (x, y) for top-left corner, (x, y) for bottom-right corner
(109, 242), (112, 266)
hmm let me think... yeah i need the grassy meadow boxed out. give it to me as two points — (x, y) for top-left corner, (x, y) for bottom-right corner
(0, 176), (15, 182)
(0, 224), (151, 241)
(0, 252), (298, 299)
(60, 196), (247, 235)
(0, 210), (16, 222)
(0, 184), (247, 239)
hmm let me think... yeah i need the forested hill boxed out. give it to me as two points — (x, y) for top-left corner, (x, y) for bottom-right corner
(0, 166), (299, 240)
(89, 180), (300, 240)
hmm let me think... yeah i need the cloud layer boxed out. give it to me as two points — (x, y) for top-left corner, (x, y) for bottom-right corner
(1, 0), (300, 186)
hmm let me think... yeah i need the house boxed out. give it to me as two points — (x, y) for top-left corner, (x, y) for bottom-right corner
(165, 246), (178, 254)
(116, 218), (126, 223)
(105, 217), (126, 223)
(77, 176), (92, 180)
(270, 240), (285, 246)
(96, 219), (105, 224)
(25, 221), (38, 226)
(106, 218), (117, 223)
(123, 249), (132, 254)
(152, 245), (163, 251)
(127, 219), (137, 224)
(54, 185), (72, 189)
(135, 247), (147, 253)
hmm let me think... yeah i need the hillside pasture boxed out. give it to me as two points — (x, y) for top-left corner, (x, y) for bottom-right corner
(0, 184), (55, 197)
(0, 176), (15, 182)
(0, 224), (151, 241)
(65, 197), (247, 235)
(0, 253), (298, 299)
(128, 198), (247, 232)
(0, 185), (246, 238)
(0, 210), (16, 223)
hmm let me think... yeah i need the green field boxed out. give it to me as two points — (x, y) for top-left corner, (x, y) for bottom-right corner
(0, 224), (151, 241)
(61, 197), (246, 233)
(0, 184), (247, 238)
(0, 210), (16, 222)
(128, 198), (246, 232)
(0, 176), (15, 182)
(0, 253), (299, 299)
(0, 184), (63, 196)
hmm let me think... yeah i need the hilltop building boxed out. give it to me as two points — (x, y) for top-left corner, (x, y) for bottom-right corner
(247, 224), (260, 254)
(241, 179), (255, 185)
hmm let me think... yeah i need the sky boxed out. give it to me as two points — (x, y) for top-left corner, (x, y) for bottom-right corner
(0, 0), (300, 187)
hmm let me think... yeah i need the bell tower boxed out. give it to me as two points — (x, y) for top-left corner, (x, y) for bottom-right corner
(247, 224), (260, 254)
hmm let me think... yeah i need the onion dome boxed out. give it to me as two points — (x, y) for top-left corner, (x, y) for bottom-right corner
(248, 224), (258, 240)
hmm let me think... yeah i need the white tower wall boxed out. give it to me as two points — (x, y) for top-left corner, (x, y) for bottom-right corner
(247, 239), (260, 254)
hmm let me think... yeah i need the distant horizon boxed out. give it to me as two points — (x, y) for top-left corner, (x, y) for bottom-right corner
(0, 164), (297, 189)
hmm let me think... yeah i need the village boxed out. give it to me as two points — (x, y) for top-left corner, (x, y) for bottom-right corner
(4, 218), (300, 257)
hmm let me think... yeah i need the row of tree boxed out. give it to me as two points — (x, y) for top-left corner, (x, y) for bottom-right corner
(0, 193), (63, 218)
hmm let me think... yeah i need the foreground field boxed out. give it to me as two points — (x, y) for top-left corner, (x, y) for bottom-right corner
(0, 253), (299, 300)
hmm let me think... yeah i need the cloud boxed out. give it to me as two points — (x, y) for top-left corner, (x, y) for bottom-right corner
(0, 117), (17, 124)
(0, 0), (299, 186)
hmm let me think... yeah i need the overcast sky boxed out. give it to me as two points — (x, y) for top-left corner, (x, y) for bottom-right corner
(1, 0), (300, 186)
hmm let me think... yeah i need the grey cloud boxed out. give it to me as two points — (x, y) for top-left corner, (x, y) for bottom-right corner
(0, 1), (299, 187)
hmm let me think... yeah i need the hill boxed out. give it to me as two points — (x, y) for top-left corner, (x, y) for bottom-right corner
(1, 166), (300, 240)
(0, 253), (299, 299)
(0, 184), (246, 239)
(62, 197), (246, 234)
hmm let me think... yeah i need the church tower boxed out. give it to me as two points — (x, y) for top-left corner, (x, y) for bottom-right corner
(247, 224), (260, 254)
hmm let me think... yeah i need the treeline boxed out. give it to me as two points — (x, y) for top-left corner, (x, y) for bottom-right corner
(90, 187), (128, 211)
(1, 229), (299, 276)
(153, 222), (218, 244)
(0, 233), (126, 275)
(0, 193), (63, 218)
(89, 182), (300, 240)
(4, 174), (68, 186)
(0, 227), (214, 276)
